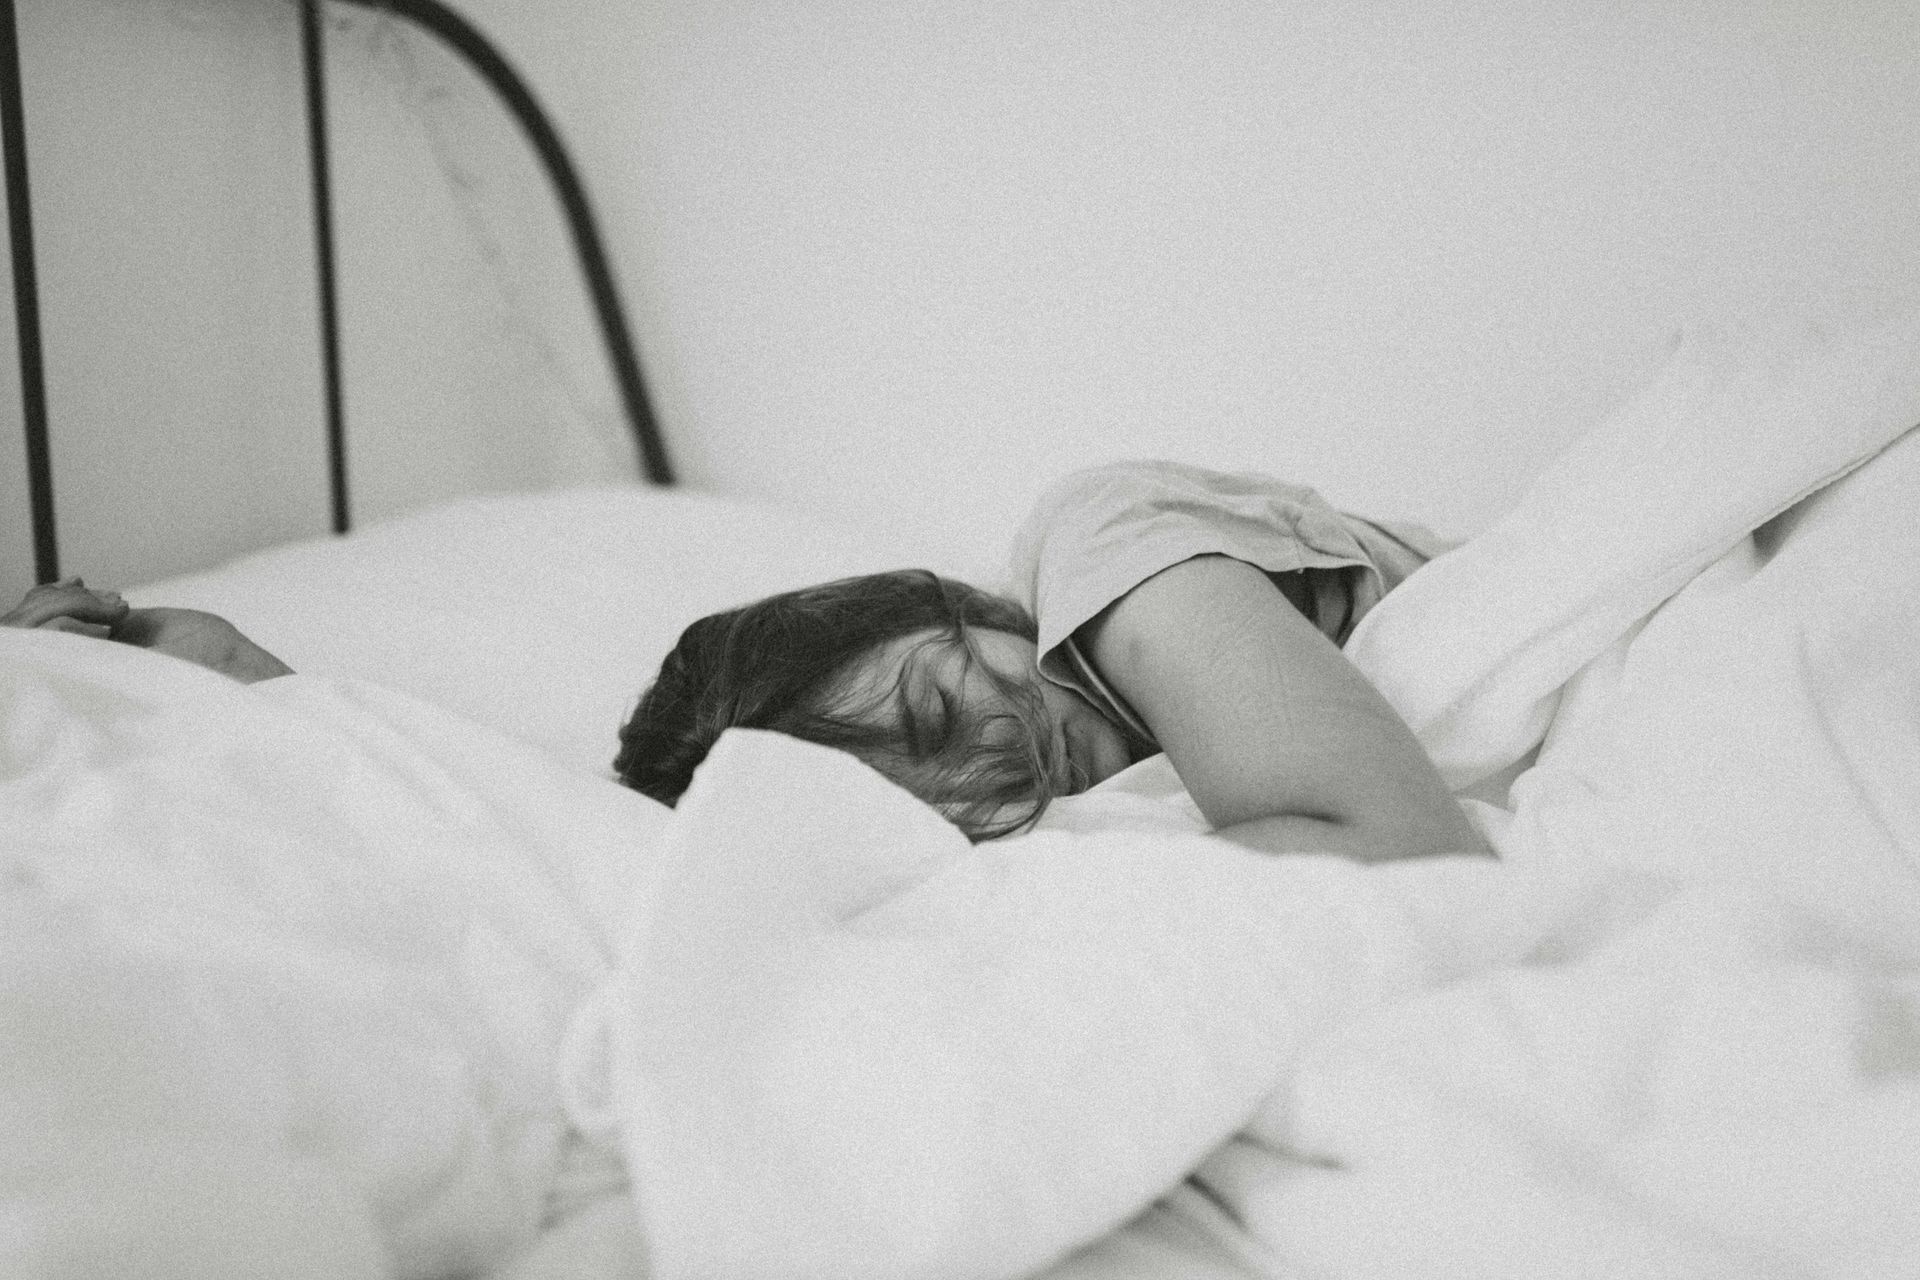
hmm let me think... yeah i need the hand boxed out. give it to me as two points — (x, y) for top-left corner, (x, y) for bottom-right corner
(1079, 555), (1489, 860)
(2, 580), (291, 684)
(1, 577), (130, 637)
(110, 607), (294, 685)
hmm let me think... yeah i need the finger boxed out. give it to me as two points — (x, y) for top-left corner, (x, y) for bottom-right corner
(41, 617), (113, 639)
(47, 588), (129, 625)
(0, 581), (131, 629)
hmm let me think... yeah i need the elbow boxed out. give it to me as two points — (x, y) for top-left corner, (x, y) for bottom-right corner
(1332, 787), (1492, 860)
(1208, 804), (1492, 863)
(1369, 816), (1493, 862)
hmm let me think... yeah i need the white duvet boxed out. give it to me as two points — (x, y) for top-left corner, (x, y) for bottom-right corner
(585, 313), (1920, 1280)
(6, 313), (1920, 1279)
(0, 642), (664, 1278)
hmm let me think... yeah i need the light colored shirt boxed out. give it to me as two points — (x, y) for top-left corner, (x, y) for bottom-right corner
(1002, 460), (1447, 748)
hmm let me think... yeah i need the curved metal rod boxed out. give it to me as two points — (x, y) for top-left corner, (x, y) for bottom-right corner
(301, 0), (352, 532)
(325, 0), (674, 487)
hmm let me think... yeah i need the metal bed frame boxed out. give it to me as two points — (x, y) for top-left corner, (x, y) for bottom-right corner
(0, 0), (674, 585)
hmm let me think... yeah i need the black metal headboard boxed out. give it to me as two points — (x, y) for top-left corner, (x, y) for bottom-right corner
(0, 0), (674, 585)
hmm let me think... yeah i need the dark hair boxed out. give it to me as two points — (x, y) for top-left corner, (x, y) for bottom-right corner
(615, 569), (1063, 840)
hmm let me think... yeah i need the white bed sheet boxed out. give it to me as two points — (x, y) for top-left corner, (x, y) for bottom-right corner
(11, 311), (1920, 1279)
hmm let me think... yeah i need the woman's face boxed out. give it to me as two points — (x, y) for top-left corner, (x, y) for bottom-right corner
(853, 627), (1135, 796)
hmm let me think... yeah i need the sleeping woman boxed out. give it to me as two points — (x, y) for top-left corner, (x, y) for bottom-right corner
(5, 460), (1486, 860)
(617, 460), (1489, 861)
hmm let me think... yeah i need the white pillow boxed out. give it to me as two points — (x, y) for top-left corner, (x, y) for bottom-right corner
(132, 485), (945, 776)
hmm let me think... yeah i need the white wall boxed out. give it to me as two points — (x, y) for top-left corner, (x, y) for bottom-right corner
(500, 0), (1920, 566)
(5, 0), (1920, 592)
(316, 6), (636, 528)
(0, 0), (629, 600)
(1, 0), (327, 603)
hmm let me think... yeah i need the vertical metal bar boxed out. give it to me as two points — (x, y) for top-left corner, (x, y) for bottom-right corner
(300, 0), (350, 533)
(0, 0), (57, 581)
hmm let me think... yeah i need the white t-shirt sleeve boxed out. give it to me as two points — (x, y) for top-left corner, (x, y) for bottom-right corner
(1002, 460), (1443, 738)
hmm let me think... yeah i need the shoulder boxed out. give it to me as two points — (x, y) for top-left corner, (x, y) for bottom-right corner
(1007, 459), (1349, 581)
(1003, 460), (1205, 598)
(1026, 458), (1190, 507)
(1003, 460), (1328, 651)
(1022, 458), (1326, 518)
(1010, 459), (1322, 560)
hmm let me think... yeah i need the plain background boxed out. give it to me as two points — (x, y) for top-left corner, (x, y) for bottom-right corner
(4, 0), (1919, 603)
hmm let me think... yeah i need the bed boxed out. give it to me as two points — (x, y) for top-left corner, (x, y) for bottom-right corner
(7, 6), (1920, 1280)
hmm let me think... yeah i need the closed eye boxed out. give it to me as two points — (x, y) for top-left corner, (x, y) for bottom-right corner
(895, 675), (957, 756)
(928, 685), (958, 749)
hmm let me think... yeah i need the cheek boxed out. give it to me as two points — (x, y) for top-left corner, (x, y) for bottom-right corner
(1086, 724), (1133, 784)
(1037, 687), (1123, 784)
(1038, 684), (1084, 733)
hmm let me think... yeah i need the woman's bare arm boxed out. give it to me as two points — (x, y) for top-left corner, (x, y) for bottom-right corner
(0, 577), (129, 634)
(1077, 555), (1487, 861)
(3, 579), (291, 684)
(112, 607), (294, 684)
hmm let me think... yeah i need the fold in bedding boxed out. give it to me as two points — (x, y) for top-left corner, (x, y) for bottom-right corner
(576, 729), (1621, 1279)
(1347, 309), (1920, 794)
(1348, 309), (1920, 937)
(580, 310), (1920, 1280)
(8, 309), (1920, 1280)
